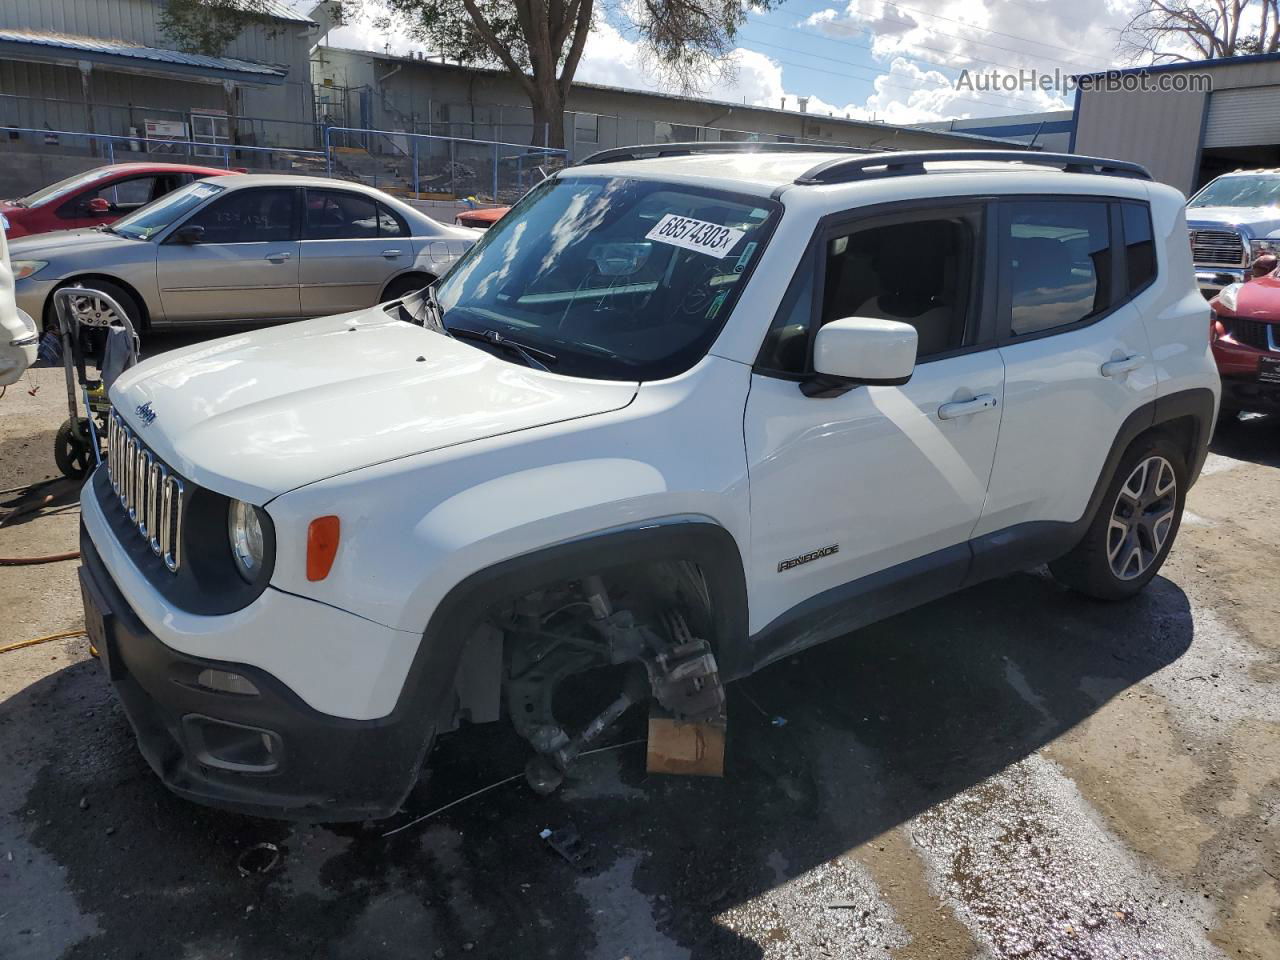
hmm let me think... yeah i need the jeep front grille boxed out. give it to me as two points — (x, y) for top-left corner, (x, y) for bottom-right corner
(1190, 229), (1246, 267)
(105, 410), (184, 573)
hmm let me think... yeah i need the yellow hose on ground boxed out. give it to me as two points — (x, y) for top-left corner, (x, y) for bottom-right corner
(0, 629), (87, 655)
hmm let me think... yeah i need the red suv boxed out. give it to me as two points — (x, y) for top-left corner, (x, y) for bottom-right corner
(1210, 262), (1280, 418)
(0, 162), (237, 239)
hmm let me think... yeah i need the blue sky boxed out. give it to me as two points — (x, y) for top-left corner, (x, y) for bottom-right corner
(321, 0), (1141, 124)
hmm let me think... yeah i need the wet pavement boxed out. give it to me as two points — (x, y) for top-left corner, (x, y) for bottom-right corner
(1, 359), (1277, 959)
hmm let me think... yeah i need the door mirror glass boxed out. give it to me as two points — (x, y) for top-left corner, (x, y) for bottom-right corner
(812, 316), (918, 385)
(85, 197), (111, 215)
(173, 224), (205, 244)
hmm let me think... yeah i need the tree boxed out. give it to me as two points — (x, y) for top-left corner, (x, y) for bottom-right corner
(1118, 0), (1280, 62)
(367, 0), (778, 148)
(158, 0), (279, 56)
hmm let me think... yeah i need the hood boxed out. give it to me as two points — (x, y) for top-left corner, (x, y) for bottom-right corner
(8, 228), (135, 259)
(109, 310), (639, 503)
(1187, 206), (1280, 237)
(1215, 273), (1280, 319)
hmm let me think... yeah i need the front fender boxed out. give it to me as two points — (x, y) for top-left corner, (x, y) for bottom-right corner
(266, 356), (754, 642)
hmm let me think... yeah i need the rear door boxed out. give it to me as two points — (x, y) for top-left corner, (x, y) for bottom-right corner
(972, 197), (1157, 558)
(156, 186), (301, 322)
(298, 189), (411, 315)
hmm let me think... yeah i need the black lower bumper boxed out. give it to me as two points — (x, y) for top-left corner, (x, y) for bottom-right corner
(1220, 375), (1280, 413)
(79, 524), (435, 821)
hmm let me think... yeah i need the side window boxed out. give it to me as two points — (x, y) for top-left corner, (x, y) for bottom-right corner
(185, 188), (296, 243)
(1004, 200), (1112, 336)
(376, 202), (408, 238)
(820, 217), (976, 359)
(758, 210), (982, 373)
(1122, 201), (1156, 295)
(60, 176), (159, 217)
(304, 190), (378, 240)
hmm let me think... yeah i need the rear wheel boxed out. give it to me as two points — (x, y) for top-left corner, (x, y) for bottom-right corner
(1049, 433), (1186, 600)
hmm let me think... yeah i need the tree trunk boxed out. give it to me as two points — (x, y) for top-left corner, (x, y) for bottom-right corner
(529, 81), (566, 150)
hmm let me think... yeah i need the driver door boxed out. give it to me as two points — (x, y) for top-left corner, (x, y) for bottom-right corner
(156, 187), (301, 322)
(744, 201), (1004, 666)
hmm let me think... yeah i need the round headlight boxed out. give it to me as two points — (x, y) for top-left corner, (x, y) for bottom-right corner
(228, 499), (265, 582)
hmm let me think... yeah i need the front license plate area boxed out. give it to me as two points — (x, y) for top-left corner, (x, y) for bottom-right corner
(78, 568), (117, 680)
(1259, 355), (1280, 384)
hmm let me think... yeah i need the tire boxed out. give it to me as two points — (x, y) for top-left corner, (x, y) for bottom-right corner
(1049, 432), (1187, 601)
(54, 418), (96, 480)
(382, 274), (433, 303)
(46, 279), (144, 336)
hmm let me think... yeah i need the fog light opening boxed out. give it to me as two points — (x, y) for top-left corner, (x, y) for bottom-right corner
(195, 668), (260, 696)
(183, 715), (281, 773)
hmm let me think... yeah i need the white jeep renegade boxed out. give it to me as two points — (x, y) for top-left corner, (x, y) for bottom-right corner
(78, 146), (1219, 820)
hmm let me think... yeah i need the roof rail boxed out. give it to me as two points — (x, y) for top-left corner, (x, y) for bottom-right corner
(794, 150), (1151, 185)
(577, 141), (878, 166)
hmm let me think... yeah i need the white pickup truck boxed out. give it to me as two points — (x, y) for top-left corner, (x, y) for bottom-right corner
(77, 145), (1218, 821)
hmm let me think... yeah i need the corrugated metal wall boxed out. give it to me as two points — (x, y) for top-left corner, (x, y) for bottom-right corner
(1073, 87), (1207, 195)
(0, 0), (315, 145)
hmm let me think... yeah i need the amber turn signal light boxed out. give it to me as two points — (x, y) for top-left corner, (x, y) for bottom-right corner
(306, 515), (341, 581)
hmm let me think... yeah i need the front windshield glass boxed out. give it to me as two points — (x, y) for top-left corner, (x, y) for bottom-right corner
(435, 176), (778, 380)
(111, 180), (225, 240)
(1190, 175), (1280, 209)
(18, 167), (117, 207)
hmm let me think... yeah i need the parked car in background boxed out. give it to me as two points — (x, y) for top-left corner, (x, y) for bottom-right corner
(1209, 258), (1280, 419)
(0, 162), (238, 239)
(0, 214), (38, 387)
(1186, 169), (1280, 297)
(455, 205), (510, 229)
(10, 175), (479, 331)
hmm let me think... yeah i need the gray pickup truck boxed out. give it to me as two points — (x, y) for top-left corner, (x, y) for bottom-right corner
(1187, 170), (1280, 296)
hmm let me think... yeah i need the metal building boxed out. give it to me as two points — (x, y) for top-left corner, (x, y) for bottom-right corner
(1071, 53), (1280, 196)
(0, 0), (316, 150)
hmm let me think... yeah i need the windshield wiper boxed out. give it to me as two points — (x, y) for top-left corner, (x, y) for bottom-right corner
(447, 325), (556, 371)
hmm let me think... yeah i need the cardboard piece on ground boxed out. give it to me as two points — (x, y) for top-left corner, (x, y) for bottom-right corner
(646, 709), (725, 778)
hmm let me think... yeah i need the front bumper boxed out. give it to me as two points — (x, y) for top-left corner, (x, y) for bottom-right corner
(1196, 266), (1245, 297)
(79, 526), (437, 821)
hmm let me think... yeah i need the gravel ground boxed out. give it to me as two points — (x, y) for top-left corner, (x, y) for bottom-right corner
(0, 347), (1277, 960)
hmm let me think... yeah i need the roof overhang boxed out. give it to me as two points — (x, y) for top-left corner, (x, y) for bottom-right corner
(0, 30), (289, 86)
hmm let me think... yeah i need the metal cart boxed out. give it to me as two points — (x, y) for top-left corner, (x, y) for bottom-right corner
(51, 286), (140, 479)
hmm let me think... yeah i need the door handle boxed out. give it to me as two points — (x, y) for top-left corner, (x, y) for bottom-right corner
(1100, 354), (1144, 378)
(381, 248), (403, 258)
(264, 252), (291, 263)
(938, 394), (999, 420)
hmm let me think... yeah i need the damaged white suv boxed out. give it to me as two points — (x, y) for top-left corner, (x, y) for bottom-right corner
(79, 145), (1219, 820)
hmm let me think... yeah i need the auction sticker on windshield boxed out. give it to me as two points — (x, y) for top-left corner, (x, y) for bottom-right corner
(645, 214), (745, 258)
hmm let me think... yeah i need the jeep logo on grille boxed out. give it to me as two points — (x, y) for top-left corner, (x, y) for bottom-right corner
(135, 401), (156, 426)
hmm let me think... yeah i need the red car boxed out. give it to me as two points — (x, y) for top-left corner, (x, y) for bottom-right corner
(0, 162), (238, 239)
(1210, 261), (1280, 418)
(455, 205), (510, 229)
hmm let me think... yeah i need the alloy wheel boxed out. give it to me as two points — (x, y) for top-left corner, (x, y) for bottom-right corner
(1107, 455), (1177, 581)
(68, 293), (124, 328)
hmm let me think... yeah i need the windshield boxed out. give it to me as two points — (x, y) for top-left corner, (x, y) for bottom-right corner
(435, 176), (778, 380)
(1189, 175), (1280, 209)
(111, 180), (225, 240)
(18, 167), (118, 207)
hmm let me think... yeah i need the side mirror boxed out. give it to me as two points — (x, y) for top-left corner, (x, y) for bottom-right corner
(85, 197), (111, 215)
(806, 317), (918, 396)
(172, 224), (205, 244)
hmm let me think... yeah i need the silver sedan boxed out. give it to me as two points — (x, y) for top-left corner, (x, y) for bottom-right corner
(10, 174), (479, 330)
